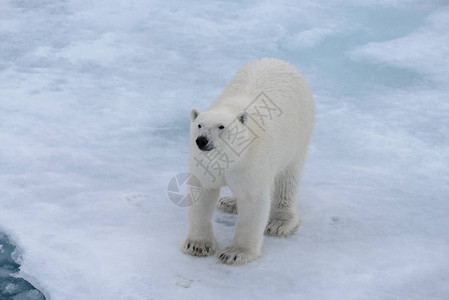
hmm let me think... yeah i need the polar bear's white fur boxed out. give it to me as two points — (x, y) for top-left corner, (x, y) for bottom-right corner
(181, 58), (314, 265)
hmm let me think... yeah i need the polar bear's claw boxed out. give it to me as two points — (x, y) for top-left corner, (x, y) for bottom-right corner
(217, 246), (258, 265)
(265, 212), (301, 237)
(181, 239), (218, 256)
(217, 196), (238, 214)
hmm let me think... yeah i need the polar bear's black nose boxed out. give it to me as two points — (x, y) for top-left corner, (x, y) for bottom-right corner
(196, 136), (210, 151)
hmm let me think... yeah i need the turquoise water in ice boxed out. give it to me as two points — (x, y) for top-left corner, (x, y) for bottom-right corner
(0, 233), (45, 300)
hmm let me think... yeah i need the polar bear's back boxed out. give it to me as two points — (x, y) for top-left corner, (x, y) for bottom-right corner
(209, 58), (314, 171)
(213, 58), (314, 135)
(212, 58), (313, 111)
(218, 58), (281, 101)
(211, 58), (313, 124)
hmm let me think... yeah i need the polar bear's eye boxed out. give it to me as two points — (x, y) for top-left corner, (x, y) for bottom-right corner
(198, 124), (202, 129)
(218, 125), (225, 130)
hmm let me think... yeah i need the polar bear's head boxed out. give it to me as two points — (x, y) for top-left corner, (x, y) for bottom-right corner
(189, 108), (249, 152)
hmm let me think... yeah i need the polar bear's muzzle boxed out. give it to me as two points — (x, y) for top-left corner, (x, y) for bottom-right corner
(196, 135), (214, 151)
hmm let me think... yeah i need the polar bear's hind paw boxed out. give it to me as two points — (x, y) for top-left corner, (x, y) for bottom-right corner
(217, 196), (238, 214)
(265, 212), (301, 237)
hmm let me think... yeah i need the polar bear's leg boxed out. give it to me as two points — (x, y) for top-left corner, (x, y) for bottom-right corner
(217, 184), (271, 265)
(217, 196), (238, 214)
(181, 188), (220, 256)
(265, 161), (302, 237)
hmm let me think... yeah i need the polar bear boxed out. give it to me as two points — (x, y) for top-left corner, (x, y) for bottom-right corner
(181, 58), (314, 265)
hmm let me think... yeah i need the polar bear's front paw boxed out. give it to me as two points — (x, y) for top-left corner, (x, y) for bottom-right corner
(217, 246), (259, 265)
(181, 239), (218, 256)
(265, 212), (301, 237)
(217, 196), (238, 214)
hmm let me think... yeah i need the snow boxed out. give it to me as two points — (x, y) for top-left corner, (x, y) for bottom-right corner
(0, 0), (448, 299)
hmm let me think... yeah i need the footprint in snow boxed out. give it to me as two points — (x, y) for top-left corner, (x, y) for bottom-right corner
(120, 193), (151, 213)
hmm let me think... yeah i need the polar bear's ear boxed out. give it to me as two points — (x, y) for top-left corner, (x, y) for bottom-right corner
(190, 108), (200, 122)
(237, 111), (249, 125)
